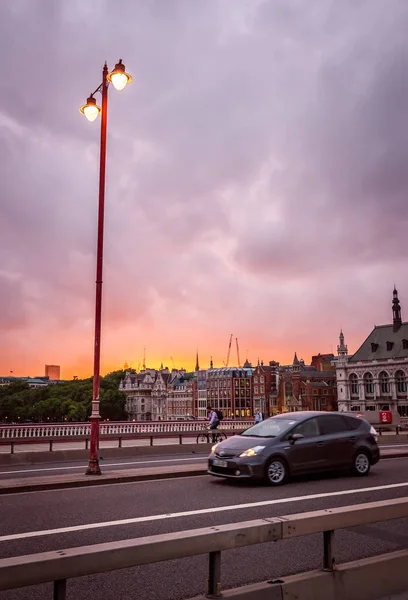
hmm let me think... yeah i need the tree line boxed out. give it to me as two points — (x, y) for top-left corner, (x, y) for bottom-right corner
(0, 370), (128, 423)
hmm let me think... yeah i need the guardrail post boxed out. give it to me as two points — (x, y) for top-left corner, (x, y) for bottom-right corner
(10, 441), (14, 454)
(207, 550), (221, 598)
(323, 530), (335, 570)
(118, 437), (122, 448)
(53, 579), (67, 599)
(49, 440), (53, 452)
(85, 438), (89, 450)
(150, 436), (153, 447)
(179, 434), (183, 445)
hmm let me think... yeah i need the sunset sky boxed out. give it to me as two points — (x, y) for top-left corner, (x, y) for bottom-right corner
(1, 0), (408, 380)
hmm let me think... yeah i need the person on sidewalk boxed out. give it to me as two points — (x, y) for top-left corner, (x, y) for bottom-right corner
(254, 408), (263, 424)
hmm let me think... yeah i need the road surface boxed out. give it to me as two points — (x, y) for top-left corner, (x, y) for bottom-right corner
(0, 444), (405, 481)
(0, 451), (208, 480)
(2, 456), (408, 599)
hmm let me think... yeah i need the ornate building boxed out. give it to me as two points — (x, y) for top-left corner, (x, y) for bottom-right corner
(120, 368), (172, 421)
(336, 288), (408, 415)
(278, 353), (337, 412)
(167, 372), (195, 419)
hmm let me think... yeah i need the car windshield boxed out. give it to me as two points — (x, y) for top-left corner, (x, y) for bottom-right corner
(241, 418), (298, 438)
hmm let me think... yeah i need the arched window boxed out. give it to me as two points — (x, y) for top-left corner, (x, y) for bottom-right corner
(379, 371), (390, 394)
(364, 372), (374, 395)
(396, 370), (407, 394)
(285, 381), (293, 397)
(349, 373), (358, 396)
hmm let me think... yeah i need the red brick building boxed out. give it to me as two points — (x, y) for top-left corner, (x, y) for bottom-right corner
(252, 360), (280, 418)
(311, 353), (336, 372)
(278, 353), (337, 413)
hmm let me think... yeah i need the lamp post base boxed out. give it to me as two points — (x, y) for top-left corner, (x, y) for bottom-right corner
(86, 415), (102, 475)
(86, 458), (101, 476)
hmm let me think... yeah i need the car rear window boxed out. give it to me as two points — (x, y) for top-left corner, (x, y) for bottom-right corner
(343, 415), (363, 430)
(319, 415), (350, 434)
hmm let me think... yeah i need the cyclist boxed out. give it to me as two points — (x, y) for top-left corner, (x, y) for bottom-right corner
(207, 406), (219, 443)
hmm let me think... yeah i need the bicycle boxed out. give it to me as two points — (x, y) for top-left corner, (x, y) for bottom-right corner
(196, 426), (227, 444)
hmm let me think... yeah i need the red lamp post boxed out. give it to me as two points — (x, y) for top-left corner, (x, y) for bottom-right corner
(80, 60), (132, 475)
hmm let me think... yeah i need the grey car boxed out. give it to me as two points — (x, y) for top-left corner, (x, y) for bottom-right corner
(208, 411), (380, 485)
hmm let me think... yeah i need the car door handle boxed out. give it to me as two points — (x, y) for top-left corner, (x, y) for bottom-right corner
(316, 442), (324, 447)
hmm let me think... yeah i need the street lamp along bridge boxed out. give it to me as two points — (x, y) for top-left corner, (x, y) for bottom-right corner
(80, 60), (132, 475)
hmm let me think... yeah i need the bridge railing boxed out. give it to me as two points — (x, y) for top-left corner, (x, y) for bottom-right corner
(0, 419), (254, 439)
(1, 496), (408, 598)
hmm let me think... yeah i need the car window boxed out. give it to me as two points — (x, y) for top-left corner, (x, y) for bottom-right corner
(319, 415), (349, 435)
(291, 417), (320, 438)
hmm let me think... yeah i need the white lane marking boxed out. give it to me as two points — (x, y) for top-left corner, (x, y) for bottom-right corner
(381, 444), (408, 448)
(0, 456), (207, 476)
(2, 480), (408, 543)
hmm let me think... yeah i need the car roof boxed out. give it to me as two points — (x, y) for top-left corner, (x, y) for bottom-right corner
(271, 411), (339, 421)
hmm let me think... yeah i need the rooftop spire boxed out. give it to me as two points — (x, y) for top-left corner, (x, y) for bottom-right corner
(293, 352), (299, 366)
(393, 286), (402, 332)
(337, 329), (348, 356)
(195, 351), (200, 372)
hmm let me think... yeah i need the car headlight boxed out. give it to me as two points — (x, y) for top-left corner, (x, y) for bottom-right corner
(239, 446), (266, 458)
(211, 443), (219, 453)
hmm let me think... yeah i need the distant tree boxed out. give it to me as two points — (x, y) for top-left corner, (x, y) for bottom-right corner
(0, 371), (127, 423)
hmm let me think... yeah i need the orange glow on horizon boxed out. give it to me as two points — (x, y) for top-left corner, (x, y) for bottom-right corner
(0, 344), (342, 381)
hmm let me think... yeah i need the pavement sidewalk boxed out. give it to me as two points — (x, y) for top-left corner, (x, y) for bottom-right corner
(0, 446), (406, 495)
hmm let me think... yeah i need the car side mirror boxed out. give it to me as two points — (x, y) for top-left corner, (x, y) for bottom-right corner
(289, 433), (304, 444)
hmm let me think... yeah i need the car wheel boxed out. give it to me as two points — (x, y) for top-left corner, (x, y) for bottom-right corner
(353, 451), (370, 476)
(265, 458), (288, 486)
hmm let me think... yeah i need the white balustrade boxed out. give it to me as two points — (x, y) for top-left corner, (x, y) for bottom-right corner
(0, 420), (253, 440)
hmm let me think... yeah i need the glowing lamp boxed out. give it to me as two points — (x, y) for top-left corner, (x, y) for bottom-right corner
(80, 96), (101, 122)
(107, 59), (132, 91)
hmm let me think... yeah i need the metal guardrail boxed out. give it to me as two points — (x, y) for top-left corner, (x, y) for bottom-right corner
(0, 420), (254, 440)
(0, 428), (245, 453)
(1, 497), (408, 598)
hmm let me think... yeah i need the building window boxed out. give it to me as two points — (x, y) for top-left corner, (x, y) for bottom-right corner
(349, 373), (359, 396)
(371, 343), (379, 352)
(366, 405), (376, 411)
(285, 381), (293, 397)
(403, 339), (408, 350)
(364, 372), (374, 396)
(380, 371), (390, 394)
(260, 376), (264, 383)
(396, 370), (407, 394)
(313, 389), (318, 395)
(261, 385), (264, 393)
(254, 386), (258, 394)
(254, 377), (258, 384)
(398, 405), (408, 417)
(386, 341), (394, 351)
(351, 405), (361, 412)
